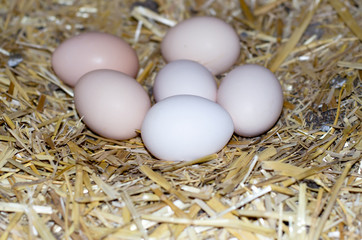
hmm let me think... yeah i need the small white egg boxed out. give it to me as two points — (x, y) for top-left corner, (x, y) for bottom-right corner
(153, 60), (217, 102)
(141, 95), (234, 161)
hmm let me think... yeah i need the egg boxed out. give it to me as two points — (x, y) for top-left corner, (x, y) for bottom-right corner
(141, 95), (234, 161)
(161, 16), (240, 75)
(52, 32), (139, 87)
(153, 60), (217, 102)
(217, 64), (284, 137)
(74, 69), (151, 140)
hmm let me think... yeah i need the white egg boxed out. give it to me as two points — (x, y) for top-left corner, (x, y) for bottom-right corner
(141, 95), (234, 161)
(217, 64), (284, 137)
(153, 60), (217, 102)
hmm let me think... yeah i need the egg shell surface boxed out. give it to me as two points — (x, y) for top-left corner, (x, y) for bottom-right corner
(74, 69), (151, 140)
(52, 32), (139, 87)
(161, 16), (240, 75)
(217, 64), (283, 137)
(141, 95), (234, 161)
(153, 60), (217, 102)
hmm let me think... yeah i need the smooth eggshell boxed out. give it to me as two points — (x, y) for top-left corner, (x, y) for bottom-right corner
(153, 60), (217, 102)
(52, 32), (139, 87)
(74, 69), (151, 140)
(217, 64), (283, 137)
(161, 16), (240, 75)
(141, 95), (234, 161)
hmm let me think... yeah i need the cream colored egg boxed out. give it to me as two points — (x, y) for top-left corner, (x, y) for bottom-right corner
(74, 69), (151, 140)
(161, 16), (240, 75)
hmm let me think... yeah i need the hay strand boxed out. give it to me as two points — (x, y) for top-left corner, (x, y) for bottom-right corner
(268, 0), (321, 72)
(328, 0), (362, 41)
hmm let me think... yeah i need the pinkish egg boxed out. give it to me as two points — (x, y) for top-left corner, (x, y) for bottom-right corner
(52, 32), (139, 87)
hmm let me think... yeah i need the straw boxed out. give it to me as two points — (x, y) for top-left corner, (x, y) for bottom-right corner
(0, 0), (360, 239)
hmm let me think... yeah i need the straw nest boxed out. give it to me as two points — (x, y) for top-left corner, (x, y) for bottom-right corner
(0, 0), (361, 239)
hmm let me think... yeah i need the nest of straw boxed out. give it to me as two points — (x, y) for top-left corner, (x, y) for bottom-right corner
(0, 0), (361, 239)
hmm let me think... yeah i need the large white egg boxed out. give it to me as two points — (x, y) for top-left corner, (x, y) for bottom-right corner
(141, 95), (234, 161)
(217, 64), (284, 137)
(153, 60), (217, 102)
